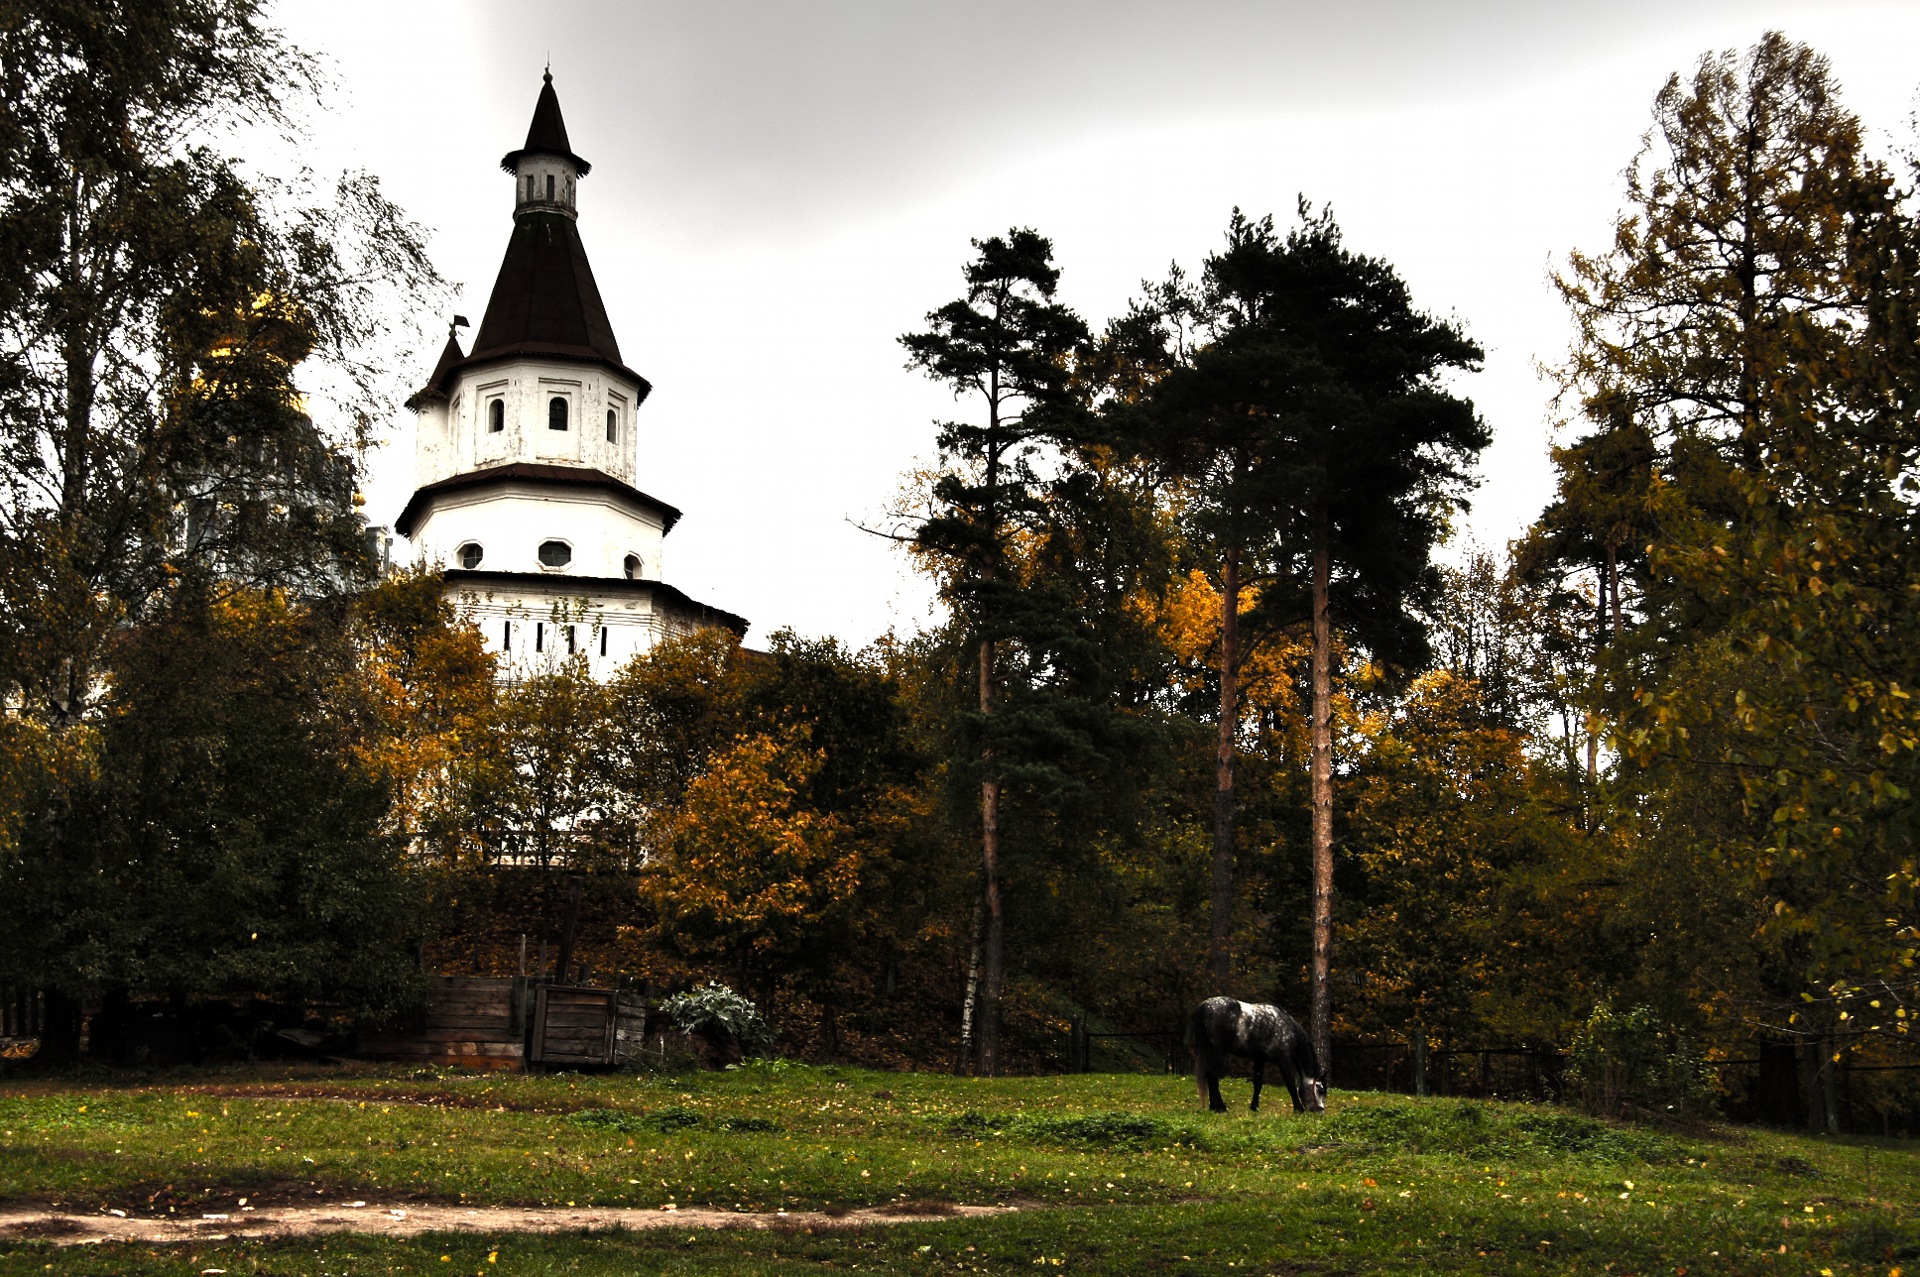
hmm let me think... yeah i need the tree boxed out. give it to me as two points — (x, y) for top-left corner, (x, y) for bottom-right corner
(0, 2), (441, 1039)
(0, 585), (423, 1051)
(1131, 208), (1486, 1067)
(1539, 34), (1920, 1121)
(900, 229), (1089, 1074)
(0, 1), (439, 722)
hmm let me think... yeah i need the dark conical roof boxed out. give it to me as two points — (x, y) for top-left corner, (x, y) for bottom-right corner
(405, 326), (466, 409)
(465, 211), (639, 376)
(421, 73), (649, 401)
(500, 71), (591, 174)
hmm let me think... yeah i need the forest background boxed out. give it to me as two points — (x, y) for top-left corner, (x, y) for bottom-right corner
(0, 3), (1916, 1135)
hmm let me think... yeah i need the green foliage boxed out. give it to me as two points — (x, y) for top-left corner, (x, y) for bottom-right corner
(1565, 1004), (1718, 1121)
(648, 1104), (704, 1132)
(659, 983), (775, 1057)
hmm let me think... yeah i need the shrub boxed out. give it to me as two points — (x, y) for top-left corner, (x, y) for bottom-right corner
(1565, 1003), (1717, 1120)
(657, 983), (775, 1057)
(569, 1108), (646, 1133)
(650, 1105), (704, 1132)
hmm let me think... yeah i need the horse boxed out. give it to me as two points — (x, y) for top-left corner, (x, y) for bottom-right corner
(1190, 996), (1327, 1114)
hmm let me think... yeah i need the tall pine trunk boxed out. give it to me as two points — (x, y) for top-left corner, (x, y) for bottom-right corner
(1308, 513), (1335, 1078)
(1209, 546), (1242, 990)
(976, 636), (1005, 1076)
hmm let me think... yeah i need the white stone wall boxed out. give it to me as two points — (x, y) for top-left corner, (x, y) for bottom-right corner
(412, 483), (665, 581)
(446, 579), (707, 677)
(413, 358), (642, 491)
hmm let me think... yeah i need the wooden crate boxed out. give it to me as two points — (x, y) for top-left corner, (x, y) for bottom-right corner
(531, 985), (617, 1067)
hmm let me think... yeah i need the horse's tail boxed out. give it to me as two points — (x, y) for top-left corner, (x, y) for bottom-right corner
(1189, 1003), (1210, 1099)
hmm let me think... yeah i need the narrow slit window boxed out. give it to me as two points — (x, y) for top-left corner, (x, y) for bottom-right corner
(546, 173), (555, 202)
(488, 399), (504, 432)
(606, 408), (617, 442)
(503, 620), (512, 648)
(535, 621), (544, 653)
(565, 625), (576, 654)
(548, 396), (568, 431)
(599, 626), (608, 656)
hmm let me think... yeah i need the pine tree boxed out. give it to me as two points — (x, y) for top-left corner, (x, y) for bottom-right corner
(901, 229), (1088, 1074)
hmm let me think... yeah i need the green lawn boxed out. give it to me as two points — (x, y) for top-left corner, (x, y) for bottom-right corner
(1, 1060), (1915, 1274)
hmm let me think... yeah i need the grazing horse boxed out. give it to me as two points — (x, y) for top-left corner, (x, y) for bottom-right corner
(1190, 996), (1326, 1114)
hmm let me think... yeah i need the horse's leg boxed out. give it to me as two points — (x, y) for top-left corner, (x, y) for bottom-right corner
(1283, 1065), (1305, 1113)
(1250, 1057), (1264, 1112)
(1206, 1051), (1228, 1113)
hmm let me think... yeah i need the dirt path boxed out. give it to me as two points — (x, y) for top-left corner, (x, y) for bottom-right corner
(0, 1200), (1016, 1247)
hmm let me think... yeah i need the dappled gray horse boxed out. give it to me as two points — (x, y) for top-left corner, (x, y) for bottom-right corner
(1190, 996), (1326, 1114)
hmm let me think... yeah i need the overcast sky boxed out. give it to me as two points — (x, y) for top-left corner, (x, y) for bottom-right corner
(272, 0), (1920, 646)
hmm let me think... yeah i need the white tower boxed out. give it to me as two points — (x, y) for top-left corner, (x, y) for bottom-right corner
(400, 73), (745, 668)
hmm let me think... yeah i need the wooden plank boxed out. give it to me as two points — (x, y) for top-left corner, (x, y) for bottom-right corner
(359, 1040), (523, 1059)
(415, 1015), (516, 1029)
(426, 998), (514, 1014)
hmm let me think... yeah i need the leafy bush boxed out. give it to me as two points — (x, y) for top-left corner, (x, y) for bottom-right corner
(720, 1115), (781, 1133)
(650, 1105), (703, 1132)
(1565, 1003), (1717, 1120)
(569, 1107), (647, 1133)
(658, 983), (775, 1057)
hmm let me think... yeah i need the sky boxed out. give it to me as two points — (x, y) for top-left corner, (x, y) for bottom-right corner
(271, 0), (1920, 647)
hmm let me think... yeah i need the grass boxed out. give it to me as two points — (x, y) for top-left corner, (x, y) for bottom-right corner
(0, 1059), (1916, 1274)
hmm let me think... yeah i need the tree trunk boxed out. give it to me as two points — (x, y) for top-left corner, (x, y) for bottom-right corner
(955, 892), (983, 1075)
(1308, 516), (1335, 1079)
(977, 637), (1005, 1077)
(1209, 546), (1242, 991)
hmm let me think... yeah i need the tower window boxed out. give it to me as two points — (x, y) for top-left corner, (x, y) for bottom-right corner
(548, 396), (568, 431)
(503, 620), (512, 648)
(488, 399), (504, 432)
(546, 173), (555, 202)
(538, 539), (572, 568)
(606, 408), (617, 442)
(599, 626), (608, 656)
(623, 553), (641, 580)
(565, 625), (576, 654)
(535, 621), (544, 652)
(457, 542), (484, 570)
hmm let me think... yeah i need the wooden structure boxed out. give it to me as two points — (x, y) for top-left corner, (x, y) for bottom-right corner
(529, 985), (647, 1068)
(357, 976), (529, 1069)
(356, 976), (647, 1072)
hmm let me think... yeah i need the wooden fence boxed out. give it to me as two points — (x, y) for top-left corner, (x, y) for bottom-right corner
(355, 976), (648, 1071)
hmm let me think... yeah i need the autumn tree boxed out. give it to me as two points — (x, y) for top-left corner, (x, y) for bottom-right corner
(0, 2), (440, 1043)
(1542, 33), (1920, 1120)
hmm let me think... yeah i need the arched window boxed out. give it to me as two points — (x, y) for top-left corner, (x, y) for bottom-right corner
(548, 396), (568, 431)
(623, 553), (641, 580)
(457, 542), (484, 570)
(606, 408), (617, 442)
(538, 539), (572, 568)
(488, 399), (504, 433)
